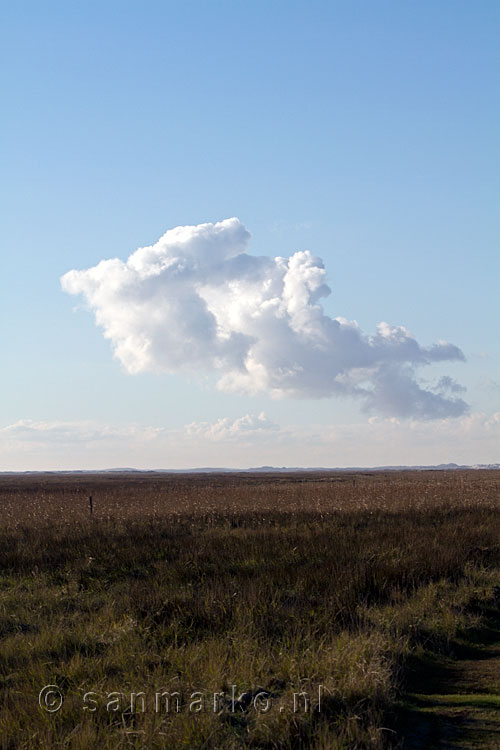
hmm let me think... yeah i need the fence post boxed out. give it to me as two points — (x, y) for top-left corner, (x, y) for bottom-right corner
(89, 496), (93, 516)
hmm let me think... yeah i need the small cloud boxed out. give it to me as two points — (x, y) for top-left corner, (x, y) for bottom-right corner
(0, 420), (161, 446)
(270, 220), (313, 235)
(478, 377), (500, 393)
(432, 375), (467, 395)
(186, 412), (279, 442)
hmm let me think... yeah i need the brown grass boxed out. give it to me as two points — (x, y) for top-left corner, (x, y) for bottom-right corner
(0, 469), (499, 748)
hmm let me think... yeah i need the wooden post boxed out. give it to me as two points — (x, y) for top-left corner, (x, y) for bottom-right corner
(89, 496), (93, 516)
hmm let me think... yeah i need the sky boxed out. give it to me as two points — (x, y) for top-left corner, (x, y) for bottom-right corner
(1, 0), (499, 470)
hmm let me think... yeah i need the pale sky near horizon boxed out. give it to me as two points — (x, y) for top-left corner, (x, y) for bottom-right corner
(1, 1), (499, 470)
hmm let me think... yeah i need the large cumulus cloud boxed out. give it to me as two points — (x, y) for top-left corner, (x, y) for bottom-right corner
(61, 218), (468, 419)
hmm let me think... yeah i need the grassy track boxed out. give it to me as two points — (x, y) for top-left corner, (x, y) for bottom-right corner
(398, 601), (500, 748)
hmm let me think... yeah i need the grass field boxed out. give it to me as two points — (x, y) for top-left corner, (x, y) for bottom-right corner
(1, 470), (500, 748)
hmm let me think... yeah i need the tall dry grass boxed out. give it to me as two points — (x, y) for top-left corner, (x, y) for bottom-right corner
(0, 470), (499, 748)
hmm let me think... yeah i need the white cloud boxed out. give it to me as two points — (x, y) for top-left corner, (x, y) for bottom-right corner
(0, 419), (162, 446)
(0, 413), (498, 471)
(186, 412), (279, 441)
(62, 218), (468, 419)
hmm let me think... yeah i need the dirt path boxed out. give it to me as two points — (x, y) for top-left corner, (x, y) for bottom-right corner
(397, 607), (500, 748)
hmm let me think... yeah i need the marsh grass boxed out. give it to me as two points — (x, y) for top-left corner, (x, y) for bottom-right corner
(0, 470), (499, 748)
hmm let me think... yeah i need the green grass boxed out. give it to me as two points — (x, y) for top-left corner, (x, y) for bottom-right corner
(408, 693), (500, 709)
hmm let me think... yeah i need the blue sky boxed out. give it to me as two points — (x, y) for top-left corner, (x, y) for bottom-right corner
(1, 1), (499, 469)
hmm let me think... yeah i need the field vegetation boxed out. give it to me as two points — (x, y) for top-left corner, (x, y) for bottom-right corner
(0, 470), (499, 748)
